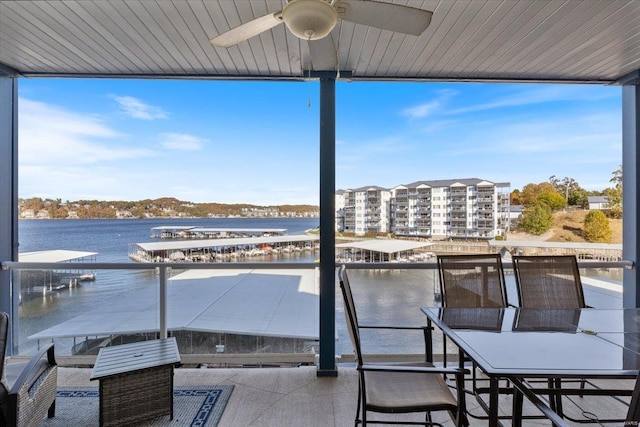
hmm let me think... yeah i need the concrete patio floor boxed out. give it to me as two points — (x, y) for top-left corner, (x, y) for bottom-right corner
(55, 365), (632, 426)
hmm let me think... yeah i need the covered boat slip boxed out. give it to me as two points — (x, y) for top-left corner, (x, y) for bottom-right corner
(336, 240), (434, 262)
(18, 250), (98, 293)
(129, 234), (319, 262)
(150, 226), (288, 239)
(30, 268), (319, 356)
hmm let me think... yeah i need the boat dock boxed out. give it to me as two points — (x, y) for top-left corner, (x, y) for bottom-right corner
(150, 226), (288, 239)
(18, 250), (98, 295)
(129, 235), (319, 262)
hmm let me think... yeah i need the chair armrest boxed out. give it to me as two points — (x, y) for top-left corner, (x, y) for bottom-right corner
(9, 343), (57, 395)
(360, 364), (468, 376)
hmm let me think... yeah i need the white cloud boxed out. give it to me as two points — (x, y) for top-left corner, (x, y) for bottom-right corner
(159, 133), (208, 151)
(447, 85), (617, 115)
(19, 98), (154, 166)
(18, 98), (158, 199)
(111, 95), (168, 120)
(401, 89), (457, 119)
(401, 100), (441, 119)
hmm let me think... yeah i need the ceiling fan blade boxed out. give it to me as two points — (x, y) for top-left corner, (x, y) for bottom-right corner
(210, 12), (283, 48)
(336, 1), (432, 36)
(308, 36), (338, 71)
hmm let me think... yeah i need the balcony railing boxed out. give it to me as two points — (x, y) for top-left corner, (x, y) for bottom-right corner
(1, 260), (630, 368)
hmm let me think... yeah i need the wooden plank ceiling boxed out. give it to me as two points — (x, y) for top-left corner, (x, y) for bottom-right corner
(1, 0), (639, 83)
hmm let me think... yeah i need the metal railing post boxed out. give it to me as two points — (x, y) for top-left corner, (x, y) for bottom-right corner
(159, 266), (168, 339)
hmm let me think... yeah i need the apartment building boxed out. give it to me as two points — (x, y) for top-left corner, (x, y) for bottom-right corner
(336, 179), (510, 239)
(335, 186), (392, 236)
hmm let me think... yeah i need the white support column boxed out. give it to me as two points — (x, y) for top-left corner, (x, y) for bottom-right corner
(621, 71), (640, 308)
(0, 75), (18, 353)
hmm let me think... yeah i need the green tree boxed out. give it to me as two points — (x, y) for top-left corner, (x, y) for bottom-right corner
(510, 189), (521, 205)
(583, 210), (612, 242)
(537, 191), (567, 211)
(604, 166), (622, 218)
(519, 204), (554, 235)
(519, 182), (557, 207)
(568, 188), (589, 208)
(549, 175), (583, 205)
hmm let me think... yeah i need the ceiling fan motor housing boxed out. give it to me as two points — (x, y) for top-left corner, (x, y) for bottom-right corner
(283, 0), (338, 40)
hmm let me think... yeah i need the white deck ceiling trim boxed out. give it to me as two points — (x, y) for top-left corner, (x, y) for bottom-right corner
(1, 1), (639, 83)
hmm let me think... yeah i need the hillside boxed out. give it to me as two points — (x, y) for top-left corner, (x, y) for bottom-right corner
(510, 210), (622, 244)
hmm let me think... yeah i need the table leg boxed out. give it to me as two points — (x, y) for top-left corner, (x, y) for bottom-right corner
(512, 386), (523, 427)
(489, 376), (499, 427)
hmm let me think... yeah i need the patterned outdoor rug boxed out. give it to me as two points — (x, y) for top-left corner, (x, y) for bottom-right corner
(40, 385), (234, 427)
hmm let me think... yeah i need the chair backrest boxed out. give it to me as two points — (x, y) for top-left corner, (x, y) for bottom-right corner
(512, 255), (585, 309)
(338, 265), (364, 366)
(437, 254), (507, 308)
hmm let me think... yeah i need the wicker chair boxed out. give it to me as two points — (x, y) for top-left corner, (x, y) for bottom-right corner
(338, 265), (467, 427)
(0, 312), (58, 427)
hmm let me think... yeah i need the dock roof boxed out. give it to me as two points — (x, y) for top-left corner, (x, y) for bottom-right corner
(336, 239), (432, 254)
(30, 268), (318, 341)
(19, 250), (98, 263)
(135, 234), (318, 252)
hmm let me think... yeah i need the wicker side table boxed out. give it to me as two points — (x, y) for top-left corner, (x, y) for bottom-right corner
(90, 338), (181, 427)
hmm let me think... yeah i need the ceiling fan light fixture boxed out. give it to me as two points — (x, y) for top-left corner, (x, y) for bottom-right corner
(282, 0), (338, 40)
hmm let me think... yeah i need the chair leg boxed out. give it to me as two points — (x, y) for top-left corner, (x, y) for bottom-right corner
(48, 400), (56, 418)
(355, 385), (362, 426)
(554, 378), (564, 418)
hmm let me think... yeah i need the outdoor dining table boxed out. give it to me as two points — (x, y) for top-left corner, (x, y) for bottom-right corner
(421, 307), (640, 426)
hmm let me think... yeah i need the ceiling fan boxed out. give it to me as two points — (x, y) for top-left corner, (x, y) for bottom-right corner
(210, 0), (433, 70)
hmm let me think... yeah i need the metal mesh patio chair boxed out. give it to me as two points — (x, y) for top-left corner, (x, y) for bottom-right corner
(437, 254), (508, 308)
(338, 265), (468, 427)
(436, 253), (509, 366)
(512, 255), (590, 420)
(436, 255), (513, 420)
(512, 255), (586, 309)
(0, 312), (58, 427)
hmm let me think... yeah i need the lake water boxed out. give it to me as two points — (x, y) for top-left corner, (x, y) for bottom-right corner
(17, 218), (441, 356)
(15, 218), (622, 358)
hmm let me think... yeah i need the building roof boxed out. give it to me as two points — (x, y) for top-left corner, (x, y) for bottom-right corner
(1, 1), (639, 83)
(29, 269), (318, 341)
(588, 196), (609, 203)
(336, 239), (432, 254)
(404, 178), (497, 188)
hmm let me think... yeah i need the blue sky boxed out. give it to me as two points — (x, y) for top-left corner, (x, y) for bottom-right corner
(18, 79), (621, 205)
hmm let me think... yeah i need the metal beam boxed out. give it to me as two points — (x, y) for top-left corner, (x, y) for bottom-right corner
(317, 75), (337, 376)
(622, 82), (640, 308)
(0, 77), (18, 354)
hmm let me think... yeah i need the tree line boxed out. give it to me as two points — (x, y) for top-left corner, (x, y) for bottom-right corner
(18, 197), (319, 219)
(511, 167), (622, 242)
